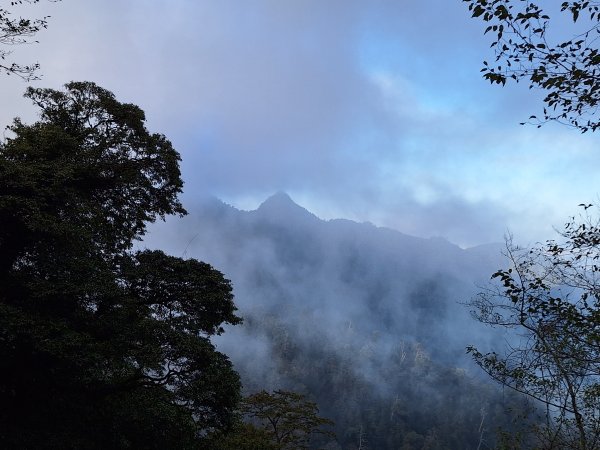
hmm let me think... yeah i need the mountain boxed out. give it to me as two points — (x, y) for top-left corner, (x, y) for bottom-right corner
(143, 193), (525, 449)
(255, 191), (319, 222)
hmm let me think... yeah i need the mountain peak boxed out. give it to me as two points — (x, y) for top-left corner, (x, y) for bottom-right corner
(255, 192), (319, 223)
(259, 191), (295, 208)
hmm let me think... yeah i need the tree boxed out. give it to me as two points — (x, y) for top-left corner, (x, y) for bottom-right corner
(240, 390), (335, 449)
(205, 421), (279, 450)
(464, 3), (600, 447)
(0, 81), (242, 448)
(467, 209), (600, 449)
(463, 0), (600, 132)
(1, 0), (60, 80)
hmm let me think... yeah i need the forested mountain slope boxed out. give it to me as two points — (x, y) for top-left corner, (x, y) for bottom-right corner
(145, 193), (529, 449)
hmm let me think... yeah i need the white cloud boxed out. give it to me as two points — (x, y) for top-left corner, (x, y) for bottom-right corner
(1, 0), (598, 247)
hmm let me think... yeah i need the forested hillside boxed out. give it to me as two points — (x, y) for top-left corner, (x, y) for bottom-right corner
(145, 193), (533, 448)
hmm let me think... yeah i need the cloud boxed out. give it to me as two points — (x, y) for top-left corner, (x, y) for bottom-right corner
(1, 0), (598, 247)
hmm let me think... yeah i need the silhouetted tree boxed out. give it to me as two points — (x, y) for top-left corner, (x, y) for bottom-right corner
(0, 81), (242, 448)
(464, 0), (600, 132)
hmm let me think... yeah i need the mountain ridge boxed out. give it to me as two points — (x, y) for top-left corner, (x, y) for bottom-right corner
(142, 192), (515, 449)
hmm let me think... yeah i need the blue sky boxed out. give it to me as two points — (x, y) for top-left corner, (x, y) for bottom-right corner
(2, 0), (599, 247)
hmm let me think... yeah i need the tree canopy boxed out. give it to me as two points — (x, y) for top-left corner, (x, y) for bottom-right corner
(0, 81), (242, 448)
(464, 0), (600, 132)
(206, 390), (335, 450)
(241, 390), (334, 449)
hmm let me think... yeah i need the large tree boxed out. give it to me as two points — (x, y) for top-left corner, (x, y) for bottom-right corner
(0, 81), (242, 449)
(464, 0), (600, 132)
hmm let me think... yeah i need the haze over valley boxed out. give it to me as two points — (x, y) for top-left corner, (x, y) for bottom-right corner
(144, 193), (522, 448)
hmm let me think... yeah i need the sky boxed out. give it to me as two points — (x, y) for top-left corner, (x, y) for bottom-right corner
(1, 0), (599, 247)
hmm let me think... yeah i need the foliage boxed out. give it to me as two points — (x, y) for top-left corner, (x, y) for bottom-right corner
(468, 208), (600, 449)
(205, 421), (279, 450)
(0, 0), (60, 80)
(204, 390), (335, 449)
(0, 81), (242, 448)
(241, 390), (335, 450)
(463, 0), (600, 132)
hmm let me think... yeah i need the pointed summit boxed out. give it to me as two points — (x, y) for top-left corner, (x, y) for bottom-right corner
(255, 192), (319, 224)
(258, 191), (295, 209)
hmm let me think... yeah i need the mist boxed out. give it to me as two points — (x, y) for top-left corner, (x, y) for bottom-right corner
(143, 192), (523, 448)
